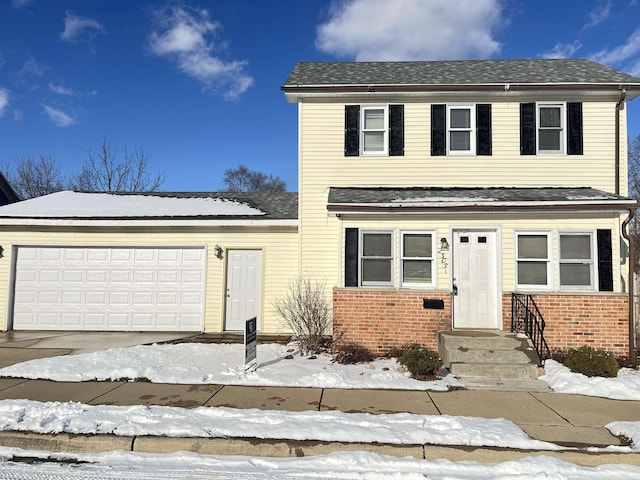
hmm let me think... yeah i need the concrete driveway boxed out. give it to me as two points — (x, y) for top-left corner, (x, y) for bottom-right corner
(0, 331), (193, 368)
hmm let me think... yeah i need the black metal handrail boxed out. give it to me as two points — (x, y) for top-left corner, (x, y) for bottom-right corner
(511, 293), (550, 366)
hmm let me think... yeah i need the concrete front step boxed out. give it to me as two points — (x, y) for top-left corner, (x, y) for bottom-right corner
(438, 331), (541, 380)
(450, 362), (540, 379)
(446, 347), (538, 365)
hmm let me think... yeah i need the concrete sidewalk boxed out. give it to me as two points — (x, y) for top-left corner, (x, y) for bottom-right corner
(1, 377), (640, 466)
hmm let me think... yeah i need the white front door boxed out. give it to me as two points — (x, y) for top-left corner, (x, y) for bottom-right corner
(225, 250), (262, 331)
(452, 230), (500, 329)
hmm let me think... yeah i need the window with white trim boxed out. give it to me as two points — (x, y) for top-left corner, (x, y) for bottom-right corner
(537, 102), (565, 154)
(516, 233), (551, 289)
(360, 231), (393, 286)
(361, 106), (387, 155)
(401, 232), (434, 287)
(559, 233), (594, 288)
(447, 105), (475, 155)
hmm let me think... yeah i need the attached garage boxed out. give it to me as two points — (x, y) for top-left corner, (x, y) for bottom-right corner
(12, 246), (206, 331)
(0, 191), (299, 335)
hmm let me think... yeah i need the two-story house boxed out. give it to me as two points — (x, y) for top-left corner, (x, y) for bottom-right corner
(0, 59), (639, 362)
(282, 59), (640, 357)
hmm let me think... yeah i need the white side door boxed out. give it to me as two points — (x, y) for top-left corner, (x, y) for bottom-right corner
(225, 250), (262, 331)
(453, 230), (500, 329)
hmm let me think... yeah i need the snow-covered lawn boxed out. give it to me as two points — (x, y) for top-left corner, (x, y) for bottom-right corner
(0, 342), (462, 390)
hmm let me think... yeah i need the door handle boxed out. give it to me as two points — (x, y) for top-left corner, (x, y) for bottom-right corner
(452, 283), (458, 296)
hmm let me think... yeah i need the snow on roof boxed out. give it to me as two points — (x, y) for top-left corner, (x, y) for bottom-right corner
(393, 196), (497, 203)
(0, 191), (265, 218)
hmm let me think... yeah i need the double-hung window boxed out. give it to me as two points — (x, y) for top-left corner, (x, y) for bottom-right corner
(361, 231), (393, 286)
(447, 105), (475, 155)
(361, 106), (387, 155)
(516, 233), (551, 289)
(537, 103), (565, 154)
(559, 233), (594, 288)
(401, 232), (434, 287)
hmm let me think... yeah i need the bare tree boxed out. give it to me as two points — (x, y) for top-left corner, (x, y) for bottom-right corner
(71, 139), (165, 192)
(4, 155), (66, 199)
(223, 164), (286, 192)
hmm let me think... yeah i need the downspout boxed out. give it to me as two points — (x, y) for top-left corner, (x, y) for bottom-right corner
(615, 89), (626, 195)
(622, 209), (636, 360)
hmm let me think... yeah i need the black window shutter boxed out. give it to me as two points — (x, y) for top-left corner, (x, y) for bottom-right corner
(345, 228), (359, 287)
(345, 105), (360, 156)
(476, 104), (492, 156)
(520, 103), (536, 155)
(597, 229), (613, 292)
(431, 104), (446, 156)
(567, 102), (583, 155)
(389, 104), (404, 156)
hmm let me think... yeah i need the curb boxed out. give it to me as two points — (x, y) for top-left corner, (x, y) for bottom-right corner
(2, 431), (640, 466)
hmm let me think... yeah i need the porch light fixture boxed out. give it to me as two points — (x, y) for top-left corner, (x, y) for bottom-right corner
(214, 244), (223, 260)
(440, 237), (449, 251)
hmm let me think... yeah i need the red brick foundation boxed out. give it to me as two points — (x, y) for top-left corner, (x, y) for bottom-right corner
(333, 289), (630, 356)
(333, 288), (451, 355)
(502, 293), (629, 355)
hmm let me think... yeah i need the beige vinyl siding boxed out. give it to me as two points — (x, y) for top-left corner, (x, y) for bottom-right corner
(298, 98), (629, 300)
(337, 212), (625, 294)
(0, 226), (298, 333)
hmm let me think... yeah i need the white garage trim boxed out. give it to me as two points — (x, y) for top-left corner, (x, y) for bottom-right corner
(11, 246), (206, 332)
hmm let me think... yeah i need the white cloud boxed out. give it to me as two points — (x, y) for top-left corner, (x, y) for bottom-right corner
(148, 5), (253, 99)
(49, 83), (74, 95)
(585, 1), (612, 28)
(60, 10), (106, 43)
(590, 27), (640, 66)
(315, 0), (503, 61)
(540, 41), (583, 59)
(0, 88), (9, 117)
(20, 56), (45, 77)
(42, 104), (76, 127)
(11, 0), (32, 9)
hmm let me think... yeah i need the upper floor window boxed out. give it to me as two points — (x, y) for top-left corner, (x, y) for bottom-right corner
(431, 104), (491, 156)
(520, 102), (582, 156)
(537, 103), (565, 154)
(361, 106), (387, 154)
(447, 105), (475, 155)
(345, 105), (404, 157)
(559, 233), (594, 289)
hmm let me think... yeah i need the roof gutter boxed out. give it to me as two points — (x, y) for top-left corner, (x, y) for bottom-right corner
(616, 88), (627, 195)
(622, 208), (636, 360)
(282, 82), (640, 94)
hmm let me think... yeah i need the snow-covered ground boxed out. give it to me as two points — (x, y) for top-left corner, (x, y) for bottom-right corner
(2, 342), (640, 478)
(0, 342), (461, 390)
(2, 448), (640, 480)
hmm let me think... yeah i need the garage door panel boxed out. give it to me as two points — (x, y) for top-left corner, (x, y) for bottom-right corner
(13, 246), (205, 332)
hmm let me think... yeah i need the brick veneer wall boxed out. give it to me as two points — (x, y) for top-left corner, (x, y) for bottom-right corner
(502, 293), (629, 355)
(333, 288), (452, 355)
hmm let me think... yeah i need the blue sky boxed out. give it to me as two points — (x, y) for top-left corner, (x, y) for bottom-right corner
(1, 0), (640, 192)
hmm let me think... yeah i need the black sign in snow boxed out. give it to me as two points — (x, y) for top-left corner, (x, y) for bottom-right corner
(245, 317), (257, 371)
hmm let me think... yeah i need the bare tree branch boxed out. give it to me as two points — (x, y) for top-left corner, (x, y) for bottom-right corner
(71, 139), (165, 192)
(3, 155), (66, 199)
(223, 164), (286, 192)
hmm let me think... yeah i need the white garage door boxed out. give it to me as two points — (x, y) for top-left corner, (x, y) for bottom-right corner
(12, 246), (206, 331)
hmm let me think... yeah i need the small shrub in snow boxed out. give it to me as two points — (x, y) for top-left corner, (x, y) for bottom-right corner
(333, 343), (374, 364)
(398, 346), (443, 381)
(564, 345), (619, 378)
(385, 344), (420, 359)
(274, 274), (332, 355)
